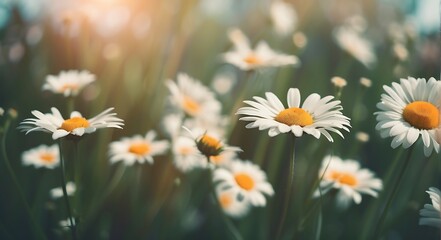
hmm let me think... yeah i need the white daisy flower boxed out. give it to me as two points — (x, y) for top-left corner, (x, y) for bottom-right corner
(183, 127), (241, 159)
(50, 182), (76, 199)
(314, 155), (382, 208)
(216, 186), (251, 218)
(22, 144), (59, 169)
(236, 88), (351, 141)
(334, 26), (376, 68)
(166, 73), (221, 120)
(270, 1), (297, 36)
(213, 160), (274, 207)
(223, 28), (299, 71)
(19, 107), (124, 140)
(109, 131), (169, 166)
(42, 70), (96, 97)
(419, 187), (441, 228)
(375, 77), (441, 156)
(172, 136), (206, 172)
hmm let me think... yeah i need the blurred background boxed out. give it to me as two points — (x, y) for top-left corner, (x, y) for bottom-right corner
(0, 0), (441, 239)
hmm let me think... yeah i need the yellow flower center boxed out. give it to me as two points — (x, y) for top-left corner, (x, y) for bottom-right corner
(219, 193), (233, 208)
(128, 143), (151, 155)
(60, 83), (79, 92)
(328, 171), (358, 186)
(196, 134), (223, 157)
(234, 173), (255, 191)
(60, 117), (90, 132)
(40, 153), (56, 163)
(274, 107), (313, 127)
(183, 96), (200, 116)
(243, 54), (262, 65)
(178, 146), (193, 155)
(402, 101), (439, 130)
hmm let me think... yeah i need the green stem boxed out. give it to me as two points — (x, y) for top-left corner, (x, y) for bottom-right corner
(373, 146), (414, 239)
(275, 136), (296, 240)
(58, 141), (77, 240)
(1, 119), (47, 240)
(208, 157), (243, 240)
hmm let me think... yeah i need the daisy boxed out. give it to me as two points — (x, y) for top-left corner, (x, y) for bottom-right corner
(314, 155), (382, 208)
(109, 130), (169, 166)
(166, 73), (221, 120)
(183, 127), (241, 159)
(171, 136), (206, 172)
(419, 187), (441, 228)
(42, 70), (96, 97)
(334, 26), (376, 68)
(50, 182), (76, 199)
(19, 107), (124, 140)
(375, 77), (441, 156)
(270, 1), (297, 36)
(216, 186), (251, 218)
(223, 28), (299, 71)
(22, 144), (59, 169)
(236, 88), (351, 141)
(213, 160), (274, 207)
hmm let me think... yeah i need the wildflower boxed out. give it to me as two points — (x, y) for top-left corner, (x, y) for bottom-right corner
(292, 32), (308, 48)
(216, 187), (251, 218)
(236, 88), (350, 141)
(355, 131), (370, 142)
(334, 26), (376, 68)
(184, 127), (241, 159)
(360, 77), (372, 88)
(50, 182), (76, 199)
(375, 77), (441, 156)
(419, 187), (441, 228)
(314, 155), (382, 208)
(270, 1), (297, 36)
(213, 160), (274, 207)
(172, 136), (206, 172)
(109, 131), (169, 166)
(19, 107), (124, 140)
(22, 144), (59, 169)
(331, 76), (347, 88)
(166, 73), (221, 120)
(43, 70), (95, 97)
(224, 28), (299, 71)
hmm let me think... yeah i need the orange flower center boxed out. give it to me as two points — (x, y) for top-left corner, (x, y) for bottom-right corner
(183, 96), (200, 116)
(129, 143), (151, 155)
(178, 146), (193, 155)
(219, 193), (233, 208)
(243, 54), (262, 65)
(197, 135), (223, 156)
(234, 173), (255, 190)
(328, 171), (358, 186)
(40, 153), (56, 163)
(60, 117), (90, 132)
(60, 83), (79, 92)
(210, 155), (224, 164)
(402, 101), (439, 130)
(275, 107), (313, 127)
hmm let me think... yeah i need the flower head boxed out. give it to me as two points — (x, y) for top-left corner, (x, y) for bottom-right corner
(216, 186), (251, 218)
(236, 88), (350, 141)
(50, 182), (76, 199)
(224, 28), (299, 71)
(270, 1), (297, 36)
(375, 77), (441, 156)
(19, 107), (124, 140)
(171, 136), (206, 172)
(213, 160), (274, 207)
(166, 73), (221, 121)
(22, 144), (59, 169)
(109, 130), (169, 165)
(43, 70), (95, 97)
(334, 27), (376, 68)
(314, 155), (382, 208)
(419, 187), (441, 228)
(184, 127), (241, 159)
